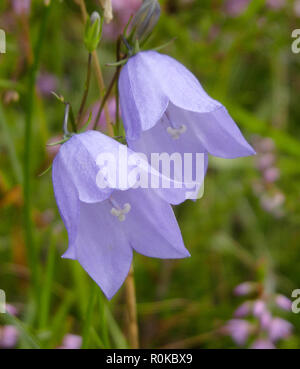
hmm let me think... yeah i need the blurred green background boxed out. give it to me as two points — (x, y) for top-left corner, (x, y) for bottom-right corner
(0, 0), (300, 349)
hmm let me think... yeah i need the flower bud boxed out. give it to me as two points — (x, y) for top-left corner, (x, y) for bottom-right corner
(131, 0), (161, 43)
(84, 12), (102, 53)
(99, 0), (113, 24)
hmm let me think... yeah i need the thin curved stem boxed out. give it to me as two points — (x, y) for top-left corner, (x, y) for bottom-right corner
(76, 0), (114, 135)
(24, 3), (51, 307)
(125, 265), (139, 349)
(92, 69), (119, 130)
(77, 52), (92, 125)
(115, 37), (122, 135)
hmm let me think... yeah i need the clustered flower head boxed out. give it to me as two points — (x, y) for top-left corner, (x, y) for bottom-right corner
(223, 281), (293, 348)
(52, 0), (255, 299)
(252, 136), (285, 217)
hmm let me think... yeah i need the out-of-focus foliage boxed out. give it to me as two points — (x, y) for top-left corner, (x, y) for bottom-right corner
(0, 0), (300, 348)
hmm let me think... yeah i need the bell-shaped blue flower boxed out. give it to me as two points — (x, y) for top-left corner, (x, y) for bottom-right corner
(52, 131), (190, 299)
(119, 51), (255, 161)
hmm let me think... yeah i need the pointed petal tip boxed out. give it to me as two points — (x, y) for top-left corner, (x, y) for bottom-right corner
(62, 247), (76, 260)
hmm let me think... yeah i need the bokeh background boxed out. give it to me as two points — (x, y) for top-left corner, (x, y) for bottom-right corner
(0, 0), (300, 349)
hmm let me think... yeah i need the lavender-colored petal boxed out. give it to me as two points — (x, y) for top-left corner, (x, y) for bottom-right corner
(52, 153), (80, 258)
(53, 132), (113, 205)
(128, 110), (208, 203)
(167, 103), (255, 158)
(119, 51), (220, 140)
(112, 188), (190, 259)
(71, 200), (133, 299)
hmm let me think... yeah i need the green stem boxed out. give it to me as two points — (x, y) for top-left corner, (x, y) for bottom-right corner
(115, 37), (122, 136)
(77, 52), (92, 125)
(81, 282), (97, 349)
(23, 4), (51, 309)
(92, 69), (119, 130)
(0, 103), (23, 183)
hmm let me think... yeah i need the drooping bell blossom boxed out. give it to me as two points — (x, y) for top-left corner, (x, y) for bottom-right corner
(52, 130), (190, 299)
(119, 51), (255, 188)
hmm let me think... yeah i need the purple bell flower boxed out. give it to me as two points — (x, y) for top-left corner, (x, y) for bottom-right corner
(52, 131), (190, 299)
(119, 51), (255, 165)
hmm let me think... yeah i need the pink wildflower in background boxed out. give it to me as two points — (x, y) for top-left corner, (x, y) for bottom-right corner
(58, 334), (82, 349)
(103, 0), (142, 40)
(12, 0), (31, 15)
(225, 0), (251, 17)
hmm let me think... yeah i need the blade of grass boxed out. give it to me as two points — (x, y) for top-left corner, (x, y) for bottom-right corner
(105, 305), (128, 349)
(38, 232), (57, 330)
(98, 292), (110, 348)
(81, 282), (97, 349)
(1, 313), (41, 349)
(0, 103), (23, 183)
(23, 2), (52, 312)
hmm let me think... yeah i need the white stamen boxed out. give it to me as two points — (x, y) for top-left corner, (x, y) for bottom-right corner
(110, 201), (131, 222)
(167, 125), (187, 140)
(111, 208), (121, 217)
(123, 203), (131, 214)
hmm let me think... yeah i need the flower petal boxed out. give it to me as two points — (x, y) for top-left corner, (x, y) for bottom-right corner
(68, 200), (133, 300)
(52, 151), (80, 258)
(119, 51), (221, 140)
(127, 111), (208, 203)
(167, 103), (255, 158)
(112, 188), (190, 259)
(55, 132), (113, 204)
(119, 52), (169, 140)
